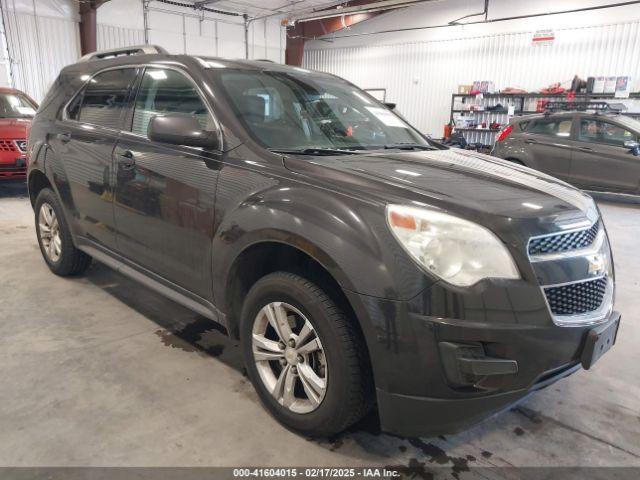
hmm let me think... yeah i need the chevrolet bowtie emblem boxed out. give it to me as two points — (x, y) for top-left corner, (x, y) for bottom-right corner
(587, 253), (606, 276)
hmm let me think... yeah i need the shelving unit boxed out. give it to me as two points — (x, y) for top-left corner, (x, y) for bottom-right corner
(449, 92), (640, 148)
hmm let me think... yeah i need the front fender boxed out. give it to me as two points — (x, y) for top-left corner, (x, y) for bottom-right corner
(212, 181), (432, 305)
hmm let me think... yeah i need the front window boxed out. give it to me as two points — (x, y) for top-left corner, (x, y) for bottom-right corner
(0, 93), (37, 119)
(579, 118), (637, 147)
(212, 68), (429, 151)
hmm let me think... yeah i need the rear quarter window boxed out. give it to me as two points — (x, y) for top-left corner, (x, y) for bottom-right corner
(526, 117), (572, 138)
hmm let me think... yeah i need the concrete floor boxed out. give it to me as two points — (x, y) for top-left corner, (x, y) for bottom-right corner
(1, 179), (639, 475)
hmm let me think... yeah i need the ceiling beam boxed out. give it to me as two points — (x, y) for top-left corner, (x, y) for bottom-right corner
(286, 0), (428, 23)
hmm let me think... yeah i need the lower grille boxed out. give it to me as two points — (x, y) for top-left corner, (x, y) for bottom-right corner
(544, 277), (608, 316)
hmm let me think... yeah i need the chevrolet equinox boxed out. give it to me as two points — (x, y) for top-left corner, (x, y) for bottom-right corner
(27, 46), (620, 437)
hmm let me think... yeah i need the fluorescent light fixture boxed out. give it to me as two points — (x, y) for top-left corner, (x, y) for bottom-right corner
(149, 70), (168, 80)
(396, 169), (421, 177)
(522, 202), (543, 210)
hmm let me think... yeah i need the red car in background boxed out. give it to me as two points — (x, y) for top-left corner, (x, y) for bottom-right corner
(0, 87), (37, 180)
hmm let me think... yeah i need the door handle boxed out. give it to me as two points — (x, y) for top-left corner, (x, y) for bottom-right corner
(524, 139), (538, 144)
(577, 146), (593, 152)
(118, 150), (135, 169)
(56, 133), (71, 143)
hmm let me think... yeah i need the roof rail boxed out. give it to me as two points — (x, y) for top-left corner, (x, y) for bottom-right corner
(79, 45), (168, 62)
(543, 101), (626, 115)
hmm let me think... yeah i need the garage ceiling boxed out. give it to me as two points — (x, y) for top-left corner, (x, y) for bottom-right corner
(179, 0), (350, 18)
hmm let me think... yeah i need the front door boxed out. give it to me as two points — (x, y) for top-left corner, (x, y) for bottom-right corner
(112, 66), (222, 299)
(521, 116), (574, 180)
(53, 67), (139, 250)
(569, 117), (640, 194)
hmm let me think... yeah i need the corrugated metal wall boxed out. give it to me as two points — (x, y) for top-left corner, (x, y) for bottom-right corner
(303, 21), (640, 136)
(1, 5), (79, 102)
(98, 10), (284, 62)
(97, 24), (145, 51)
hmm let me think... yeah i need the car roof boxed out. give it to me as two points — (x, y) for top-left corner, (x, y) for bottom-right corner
(514, 111), (627, 123)
(62, 51), (325, 77)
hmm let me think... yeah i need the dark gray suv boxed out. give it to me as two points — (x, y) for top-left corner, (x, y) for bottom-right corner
(492, 111), (640, 196)
(27, 46), (620, 437)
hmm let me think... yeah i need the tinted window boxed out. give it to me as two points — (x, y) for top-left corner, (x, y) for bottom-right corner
(131, 68), (214, 137)
(214, 69), (428, 151)
(579, 119), (637, 147)
(75, 69), (137, 129)
(527, 117), (572, 137)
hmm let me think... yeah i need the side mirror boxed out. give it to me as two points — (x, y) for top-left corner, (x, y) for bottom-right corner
(624, 140), (640, 155)
(148, 113), (220, 150)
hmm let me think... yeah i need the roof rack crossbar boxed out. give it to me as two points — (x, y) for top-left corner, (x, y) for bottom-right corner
(543, 101), (627, 114)
(79, 45), (169, 62)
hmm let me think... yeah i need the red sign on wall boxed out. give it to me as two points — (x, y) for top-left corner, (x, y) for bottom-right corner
(532, 29), (555, 46)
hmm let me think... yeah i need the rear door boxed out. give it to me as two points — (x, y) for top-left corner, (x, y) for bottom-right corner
(569, 116), (640, 194)
(53, 67), (139, 250)
(112, 66), (221, 299)
(521, 116), (574, 180)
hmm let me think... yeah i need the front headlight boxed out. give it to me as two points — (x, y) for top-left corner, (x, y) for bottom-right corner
(386, 205), (520, 287)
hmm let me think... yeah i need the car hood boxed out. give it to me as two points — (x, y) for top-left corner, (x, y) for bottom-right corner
(283, 148), (598, 235)
(0, 117), (30, 138)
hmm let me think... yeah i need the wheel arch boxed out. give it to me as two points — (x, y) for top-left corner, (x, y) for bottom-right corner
(220, 238), (359, 341)
(28, 169), (53, 207)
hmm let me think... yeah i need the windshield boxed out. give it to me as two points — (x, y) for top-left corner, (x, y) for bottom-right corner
(615, 114), (640, 133)
(0, 93), (37, 118)
(212, 68), (430, 151)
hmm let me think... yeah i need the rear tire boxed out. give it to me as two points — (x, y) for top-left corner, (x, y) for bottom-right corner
(240, 272), (373, 437)
(35, 188), (91, 276)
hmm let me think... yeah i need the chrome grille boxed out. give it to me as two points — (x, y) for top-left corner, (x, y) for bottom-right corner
(529, 218), (613, 326)
(528, 221), (599, 255)
(544, 277), (608, 316)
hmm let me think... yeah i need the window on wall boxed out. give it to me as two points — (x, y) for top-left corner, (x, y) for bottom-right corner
(526, 117), (573, 137)
(74, 68), (137, 129)
(578, 119), (637, 147)
(131, 68), (214, 137)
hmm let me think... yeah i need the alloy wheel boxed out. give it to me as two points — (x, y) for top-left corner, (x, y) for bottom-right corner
(252, 302), (328, 414)
(38, 202), (62, 263)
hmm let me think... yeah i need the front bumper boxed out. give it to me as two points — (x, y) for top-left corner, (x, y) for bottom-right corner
(0, 156), (27, 179)
(345, 288), (620, 437)
(377, 362), (581, 437)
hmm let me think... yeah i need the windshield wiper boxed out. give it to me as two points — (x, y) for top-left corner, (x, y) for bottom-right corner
(270, 147), (360, 156)
(380, 143), (435, 151)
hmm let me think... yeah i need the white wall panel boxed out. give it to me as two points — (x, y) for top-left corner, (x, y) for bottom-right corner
(96, 0), (285, 61)
(97, 24), (145, 51)
(304, 21), (640, 137)
(1, 5), (79, 102)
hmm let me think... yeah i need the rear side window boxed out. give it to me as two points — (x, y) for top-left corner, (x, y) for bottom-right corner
(527, 117), (572, 137)
(71, 68), (137, 129)
(578, 119), (637, 147)
(131, 68), (214, 137)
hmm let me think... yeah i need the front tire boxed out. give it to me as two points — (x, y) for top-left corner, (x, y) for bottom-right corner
(240, 272), (372, 437)
(35, 188), (91, 276)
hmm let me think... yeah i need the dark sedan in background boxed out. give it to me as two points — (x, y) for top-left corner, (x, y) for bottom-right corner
(492, 111), (640, 196)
